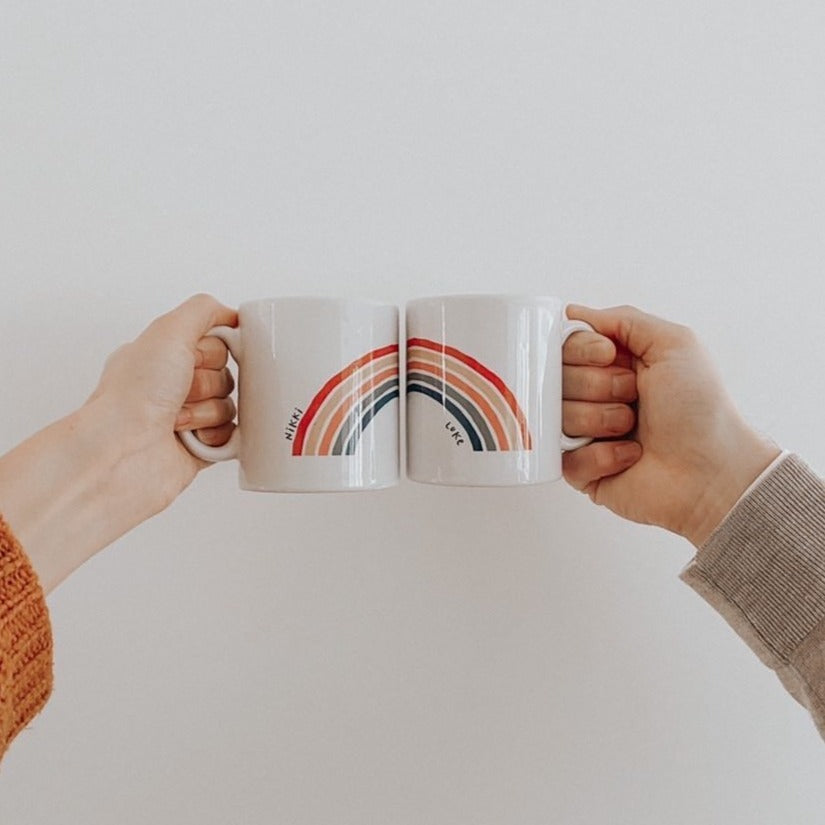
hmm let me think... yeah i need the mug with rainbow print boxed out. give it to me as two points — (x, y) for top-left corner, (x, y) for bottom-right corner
(405, 294), (594, 486)
(179, 297), (399, 491)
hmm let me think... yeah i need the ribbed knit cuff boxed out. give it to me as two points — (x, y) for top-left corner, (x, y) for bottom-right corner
(680, 454), (825, 665)
(0, 515), (54, 760)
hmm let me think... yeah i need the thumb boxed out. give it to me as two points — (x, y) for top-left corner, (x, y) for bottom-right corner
(147, 293), (238, 347)
(566, 304), (691, 364)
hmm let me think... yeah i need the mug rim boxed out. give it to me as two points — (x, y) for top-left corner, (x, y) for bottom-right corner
(406, 293), (563, 306)
(240, 295), (397, 310)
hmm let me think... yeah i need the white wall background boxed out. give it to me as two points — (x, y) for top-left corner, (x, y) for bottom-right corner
(2, 1), (824, 822)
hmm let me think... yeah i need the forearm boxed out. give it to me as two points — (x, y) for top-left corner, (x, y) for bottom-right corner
(0, 398), (151, 594)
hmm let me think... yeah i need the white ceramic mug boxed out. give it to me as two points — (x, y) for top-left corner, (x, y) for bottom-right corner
(180, 297), (400, 491)
(405, 294), (594, 486)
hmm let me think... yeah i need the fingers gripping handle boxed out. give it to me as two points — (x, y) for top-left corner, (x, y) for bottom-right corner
(560, 317), (596, 452)
(178, 326), (242, 462)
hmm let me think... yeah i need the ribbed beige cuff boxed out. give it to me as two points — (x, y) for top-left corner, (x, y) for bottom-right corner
(680, 454), (825, 736)
(681, 454), (825, 661)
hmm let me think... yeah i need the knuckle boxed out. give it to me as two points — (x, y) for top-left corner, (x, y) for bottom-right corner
(594, 443), (616, 473)
(191, 370), (210, 398)
(562, 336), (581, 359)
(622, 406), (636, 431)
(585, 406), (602, 432)
(188, 292), (216, 309)
(199, 396), (235, 426)
(673, 323), (698, 345)
(209, 337), (230, 362)
(585, 404), (603, 431)
(215, 396), (236, 422)
(103, 342), (131, 370)
(617, 318), (634, 345)
(200, 398), (219, 419)
(611, 370), (637, 401)
(586, 369), (610, 398)
(197, 337), (229, 370)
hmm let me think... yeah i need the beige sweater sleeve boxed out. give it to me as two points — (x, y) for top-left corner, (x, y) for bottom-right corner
(680, 454), (825, 739)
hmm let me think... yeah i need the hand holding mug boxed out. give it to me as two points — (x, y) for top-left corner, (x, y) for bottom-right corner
(562, 304), (780, 546)
(89, 294), (239, 512)
(179, 297), (400, 492)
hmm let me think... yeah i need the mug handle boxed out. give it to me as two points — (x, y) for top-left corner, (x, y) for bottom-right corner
(559, 316), (597, 452)
(178, 325), (243, 462)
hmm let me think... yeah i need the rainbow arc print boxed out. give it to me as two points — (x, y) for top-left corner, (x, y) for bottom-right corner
(292, 344), (399, 456)
(407, 337), (532, 451)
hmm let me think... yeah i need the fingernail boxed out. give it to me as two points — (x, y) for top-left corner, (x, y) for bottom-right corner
(602, 404), (634, 435)
(614, 442), (642, 464)
(194, 347), (205, 367)
(612, 373), (636, 400)
(586, 341), (612, 363)
(175, 409), (191, 427)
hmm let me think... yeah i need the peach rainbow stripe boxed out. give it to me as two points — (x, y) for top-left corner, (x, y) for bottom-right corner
(406, 338), (532, 451)
(292, 345), (399, 456)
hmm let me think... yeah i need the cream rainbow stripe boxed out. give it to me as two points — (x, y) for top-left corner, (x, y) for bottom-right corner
(292, 344), (399, 456)
(406, 338), (532, 451)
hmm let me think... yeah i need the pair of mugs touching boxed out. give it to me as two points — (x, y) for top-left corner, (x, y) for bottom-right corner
(180, 294), (596, 491)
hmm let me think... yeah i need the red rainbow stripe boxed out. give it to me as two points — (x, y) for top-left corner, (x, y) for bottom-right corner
(292, 344), (399, 456)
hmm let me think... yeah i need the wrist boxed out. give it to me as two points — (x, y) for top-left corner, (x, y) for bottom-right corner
(681, 424), (781, 548)
(75, 394), (130, 468)
(0, 398), (154, 593)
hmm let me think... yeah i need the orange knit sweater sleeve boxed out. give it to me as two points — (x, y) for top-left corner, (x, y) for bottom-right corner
(0, 515), (53, 760)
